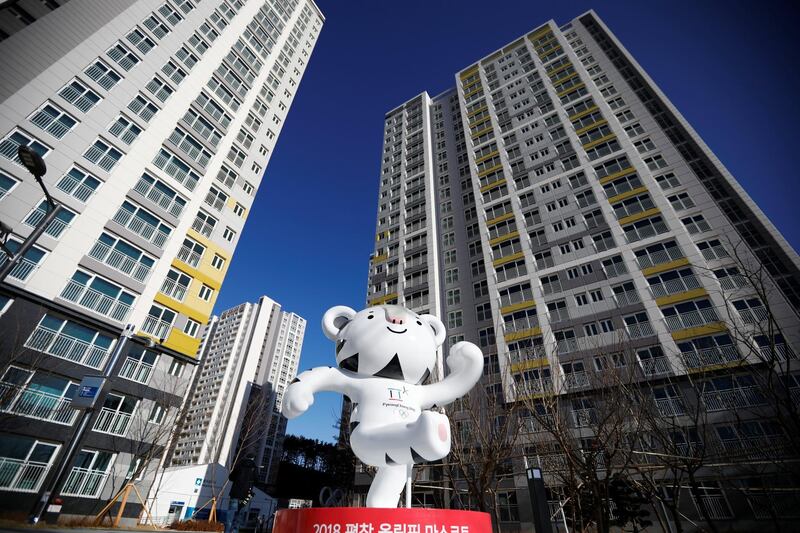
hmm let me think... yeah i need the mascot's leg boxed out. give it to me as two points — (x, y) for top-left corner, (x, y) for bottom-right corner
(366, 464), (407, 507)
(351, 411), (451, 467)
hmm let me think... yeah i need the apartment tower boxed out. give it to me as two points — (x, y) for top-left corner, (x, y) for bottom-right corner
(0, 0), (322, 523)
(364, 10), (800, 531)
(168, 296), (305, 487)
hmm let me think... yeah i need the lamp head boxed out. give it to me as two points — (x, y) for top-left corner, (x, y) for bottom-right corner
(17, 145), (47, 178)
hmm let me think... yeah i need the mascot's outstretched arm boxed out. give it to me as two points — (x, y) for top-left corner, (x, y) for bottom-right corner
(282, 366), (359, 419)
(419, 341), (483, 410)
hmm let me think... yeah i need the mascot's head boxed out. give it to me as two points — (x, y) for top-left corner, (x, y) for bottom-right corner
(322, 305), (446, 385)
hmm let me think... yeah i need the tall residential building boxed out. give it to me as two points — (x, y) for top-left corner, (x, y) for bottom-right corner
(168, 296), (305, 488)
(0, 0), (322, 524)
(364, 10), (800, 531)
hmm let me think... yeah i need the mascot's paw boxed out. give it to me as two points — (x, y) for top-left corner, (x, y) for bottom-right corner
(447, 341), (483, 374)
(409, 410), (451, 463)
(282, 381), (314, 419)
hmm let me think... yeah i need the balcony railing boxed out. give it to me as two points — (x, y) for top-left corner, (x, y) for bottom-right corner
(738, 306), (769, 325)
(160, 277), (188, 302)
(24, 205), (69, 238)
(204, 191), (226, 211)
(191, 217), (214, 238)
(0, 457), (50, 492)
(718, 275), (748, 291)
(518, 377), (552, 395)
(556, 338), (578, 355)
(655, 397), (686, 417)
(61, 467), (109, 497)
(681, 344), (740, 369)
(639, 356), (671, 376)
(132, 177), (185, 217)
(572, 408), (597, 427)
(636, 246), (684, 269)
(24, 325), (110, 369)
(0, 382), (78, 425)
(176, 245), (202, 267)
(0, 252), (39, 281)
(614, 290), (640, 307)
(87, 239), (151, 282)
(650, 275), (701, 298)
(118, 356), (154, 384)
(563, 371), (589, 390)
(759, 343), (794, 362)
(700, 244), (728, 261)
(664, 308), (719, 332)
(703, 386), (765, 412)
(141, 315), (172, 340)
(56, 172), (95, 202)
(60, 279), (132, 322)
(92, 407), (132, 436)
(694, 495), (732, 520)
(504, 318), (540, 333)
(112, 208), (169, 248)
(626, 322), (654, 339)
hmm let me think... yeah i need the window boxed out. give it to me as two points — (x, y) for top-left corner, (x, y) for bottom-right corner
(0, 129), (50, 166)
(447, 310), (463, 329)
(62, 449), (115, 496)
(681, 214), (711, 234)
(0, 172), (18, 201)
(167, 358), (185, 377)
(191, 210), (217, 237)
(61, 270), (135, 321)
(107, 115), (142, 145)
(143, 13), (170, 39)
(88, 231), (154, 282)
(126, 28), (156, 55)
(655, 172), (680, 190)
(0, 238), (46, 281)
(113, 200), (172, 247)
(146, 76), (174, 102)
(198, 284), (214, 301)
(643, 154), (668, 171)
(222, 227), (236, 242)
(211, 254), (225, 270)
(106, 41), (140, 71)
(153, 148), (200, 191)
(55, 167), (100, 202)
(148, 404), (167, 424)
(83, 139), (122, 171)
(233, 203), (246, 217)
(84, 59), (122, 91)
(168, 127), (211, 167)
(59, 80), (101, 112)
(668, 192), (695, 211)
(29, 103), (77, 139)
(446, 289), (461, 306)
(23, 200), (75, 238)
(243, 181), (255, 195)
(127, 94), (159, 122)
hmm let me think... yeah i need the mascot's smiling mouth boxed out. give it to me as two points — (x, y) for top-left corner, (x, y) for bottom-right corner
(386, 326), (407, 334)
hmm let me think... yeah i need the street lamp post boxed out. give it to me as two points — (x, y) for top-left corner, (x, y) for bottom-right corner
(0, 145), (63, 282)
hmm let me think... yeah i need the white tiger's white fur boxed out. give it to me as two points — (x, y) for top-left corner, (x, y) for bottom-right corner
(282, 304), (483, 508)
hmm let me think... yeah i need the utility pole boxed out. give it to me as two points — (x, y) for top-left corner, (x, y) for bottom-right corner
(0, 145), (62, 282)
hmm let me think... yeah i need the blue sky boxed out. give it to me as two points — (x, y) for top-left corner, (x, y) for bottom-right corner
(213, 1), (800, 443)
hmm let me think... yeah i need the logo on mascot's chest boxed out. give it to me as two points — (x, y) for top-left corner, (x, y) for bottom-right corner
(387, 386), (408, 402)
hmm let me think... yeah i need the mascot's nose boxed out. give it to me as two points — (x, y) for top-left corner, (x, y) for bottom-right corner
(383, 305), (406, 325)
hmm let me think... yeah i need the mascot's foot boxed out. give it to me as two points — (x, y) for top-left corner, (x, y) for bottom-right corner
(409, 410), (451, 463)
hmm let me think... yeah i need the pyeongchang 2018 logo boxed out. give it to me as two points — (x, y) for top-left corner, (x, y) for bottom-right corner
(387, 386), (408, 402)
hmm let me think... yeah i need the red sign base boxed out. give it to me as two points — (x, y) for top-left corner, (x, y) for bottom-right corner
(274, 507), (492, 533)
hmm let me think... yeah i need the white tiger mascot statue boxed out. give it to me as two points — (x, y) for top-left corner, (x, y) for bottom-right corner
(282, 304), (483, 507)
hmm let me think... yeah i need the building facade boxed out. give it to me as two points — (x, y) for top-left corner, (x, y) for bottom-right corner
(0, 0), (322, 524)
(362, 10), (800, 532)
(167, 296), (305, 488)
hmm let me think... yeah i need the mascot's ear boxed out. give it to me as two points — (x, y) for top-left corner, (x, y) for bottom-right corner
(420, 314), (446, 348)
(322, 305), (357, 340)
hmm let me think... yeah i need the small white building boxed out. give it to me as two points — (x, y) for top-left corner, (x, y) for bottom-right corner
(148, 463), (276, 527)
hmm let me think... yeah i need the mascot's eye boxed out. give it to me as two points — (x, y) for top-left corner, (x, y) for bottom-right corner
(416, 320), (422, 326)
(367, 315), (374, 320)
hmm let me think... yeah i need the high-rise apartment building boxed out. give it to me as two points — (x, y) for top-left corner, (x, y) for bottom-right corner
(364, 10), (800, 531)
(168, 296), (305, 486)
(0, 0), (322, 524)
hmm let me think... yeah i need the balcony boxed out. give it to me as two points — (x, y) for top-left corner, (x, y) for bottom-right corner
(703, 387), (765, 411)
(681, 344), (740, 369)
(563, 371), (589, 390)
(636, 245), (683, 269)
(572, 408), (597, 427)
(738, 306), (769, 326)
(191, 217), (214, 238)
(56, 172), (95, 202)
(718, 275), (748, 291)
(141, 315), (172, 340)
(693, 495), (732, 520)
(664, 308), (719, 332)
(118, 356), (154, 384)
(132, 177), (185, 217)
(24, 325), (111, 369)
(0, 382), (78, 425)
(160, 276), (188, 302)
(650, 275), (701, 298)
(87, 240), (151, 282)
(0, 252), (39, 281)
(699, 244), (728, 261)
(614, 290), (640, 307)
(204, 191), (226, 211)
(112, 208), (169, 249)
(504, 317), (540, 334)
(23, 204), (69, 238)
(0, 456), (51, 493)
(655, 397), (686, 417)
(626, 321), (654, 339)
(639, 356), (671, 376)
(60, 279), (132, 322)
(61, 467), (109, 498)
(176, 244), (202, 267)
(92, 407), (132, 436)
(518, 377), (552, 396)
(556, 338), (578, 355)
